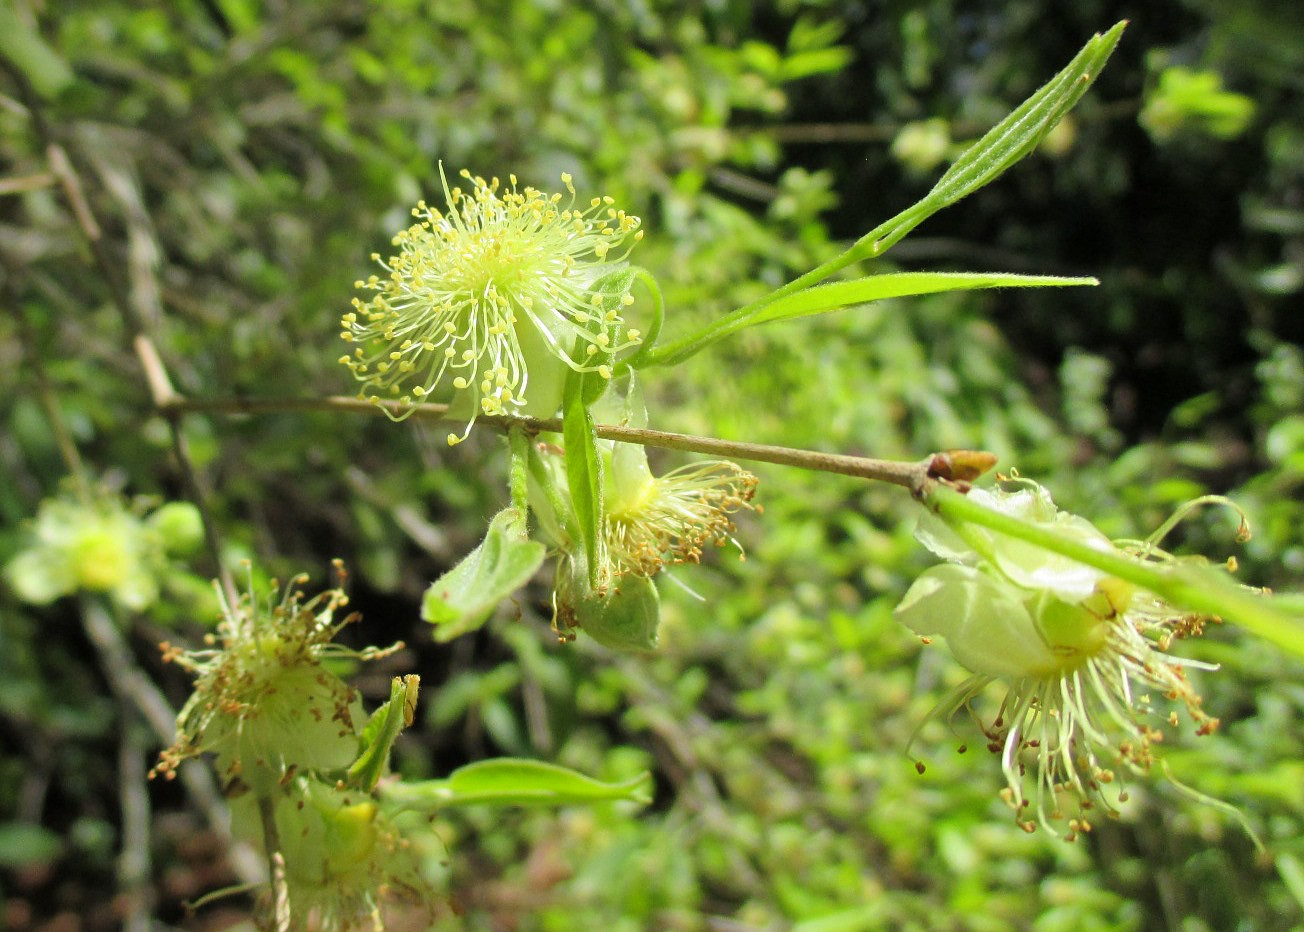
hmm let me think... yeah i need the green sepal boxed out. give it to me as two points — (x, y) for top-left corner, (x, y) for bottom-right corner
(421, 507), (546, 642)
(380, 758), (653, 811)
(562, 362), (604, 588)
(346, 674), (419, 791)
(556, 566), (660, 652)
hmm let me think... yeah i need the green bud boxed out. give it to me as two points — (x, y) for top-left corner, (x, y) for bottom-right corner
(146, 501), (205, 555)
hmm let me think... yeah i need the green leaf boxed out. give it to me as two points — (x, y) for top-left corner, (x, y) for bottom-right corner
(0, 7), (76, 100)
(347, 674), (418, 791)
(421, 507), (546, 642)
(381, 758), (653, 811)
(563, 365), (604, 588)
(640, 24), (1125, 370)
(748, 272), (1097, 326)
(840, 20), (1127, 264)
(922, 21), (1127, 213)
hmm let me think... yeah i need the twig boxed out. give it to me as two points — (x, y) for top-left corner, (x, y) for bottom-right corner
(11, 296), (91, 502)
(259, 796), (291, 932)
(117, 721), (154, 932)
(152, 392), (993, 490)
(0, 170), (56, 195)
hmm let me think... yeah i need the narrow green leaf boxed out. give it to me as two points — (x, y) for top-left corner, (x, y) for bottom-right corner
(925, 21), (1126, 211)
(641, 24), (1126, 370)
(562, 365), (603, 587)
(840, 21), (1126, 265)
(421, 508), (546, 641)
(381, 758), (653, 811)
(347, 675), (419, 791)
(747, 272), (1097, 326)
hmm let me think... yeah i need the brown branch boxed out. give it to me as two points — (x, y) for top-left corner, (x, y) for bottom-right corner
(153, 392), (995, 491)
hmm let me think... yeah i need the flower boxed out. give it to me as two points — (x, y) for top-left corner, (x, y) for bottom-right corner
(895, 478), (1221, 839)
(534, 437), (757, 651)
(340, 167), (644, 443)
(604, 451), (760, 579)
(155, 565), (430, 926)
(152, 562), (401, 794)
(4, 490), (202, 611)
(228, 775), (428, 931)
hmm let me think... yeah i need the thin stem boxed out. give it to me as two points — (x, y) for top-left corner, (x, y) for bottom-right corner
(926, 484), (1304, 659)
(259, 795), (291, 931)
(507, 425), (530, 513)
(156, 391), (946, 490)
(618, 266), (664, 371)
(117, 720), (154, 932)
(11, 298), (92, 502)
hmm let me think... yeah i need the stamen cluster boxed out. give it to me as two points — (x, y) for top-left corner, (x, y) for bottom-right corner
(152, 562), (401, 792)
(605, 460), (760, 578)
(340, 168), (644, 441)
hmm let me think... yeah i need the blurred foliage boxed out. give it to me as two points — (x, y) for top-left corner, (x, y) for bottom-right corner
(1, 0), (1301, 928)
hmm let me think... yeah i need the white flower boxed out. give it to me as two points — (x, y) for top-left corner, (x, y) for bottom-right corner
(896, 479), (1220, 838)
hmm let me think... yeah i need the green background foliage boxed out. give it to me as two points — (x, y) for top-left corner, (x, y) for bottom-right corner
(2, 0), (1301, 928)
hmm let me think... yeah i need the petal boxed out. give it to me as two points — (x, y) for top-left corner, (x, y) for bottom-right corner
(895, 564), (1059, 678)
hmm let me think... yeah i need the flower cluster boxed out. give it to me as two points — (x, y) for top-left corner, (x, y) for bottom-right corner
(340, 168), (644, 442)
(895, 478), (1221, 838)
(4, 489), (202, 611)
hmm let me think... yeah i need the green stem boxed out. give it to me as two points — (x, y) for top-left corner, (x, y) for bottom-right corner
(926, 485), (1304, 659)
(618, 267), (664, 372)
(526, 442), (578, 543)
(507, 425), (530, 514)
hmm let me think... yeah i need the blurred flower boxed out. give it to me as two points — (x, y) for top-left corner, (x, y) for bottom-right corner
(895, 478), (1221, 838)
(340, 168), (644, 442)
(229, 775), (428, 931)
(4, 490), (202, 611)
